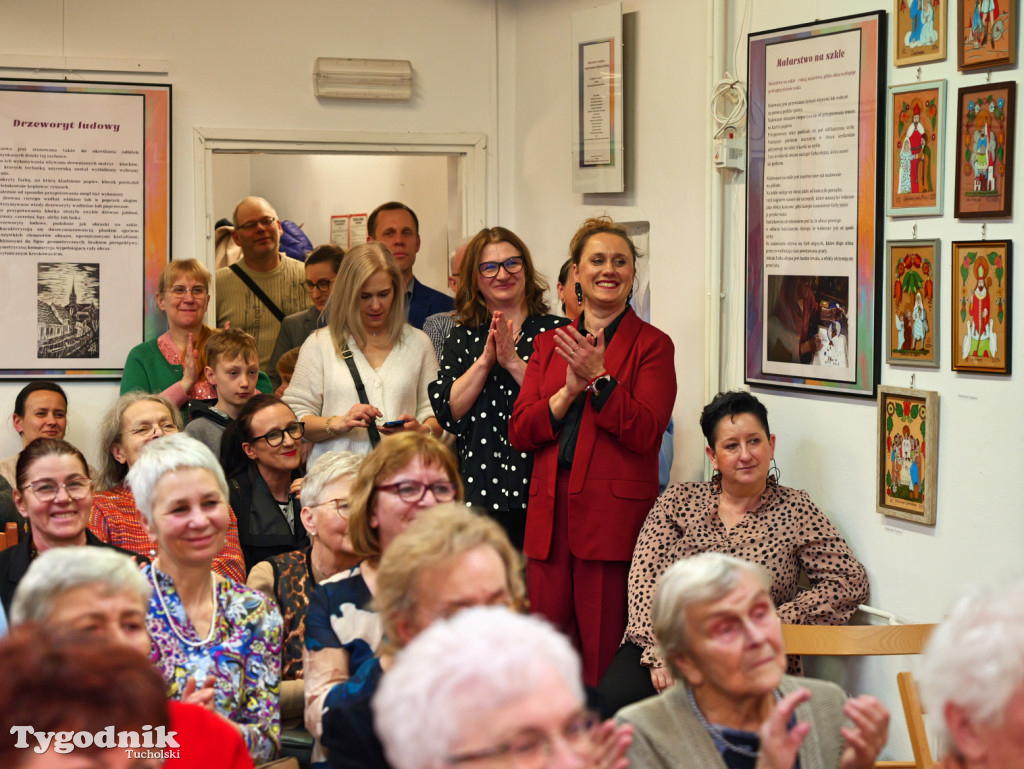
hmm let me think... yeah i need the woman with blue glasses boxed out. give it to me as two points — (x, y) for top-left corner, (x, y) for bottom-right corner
(429, 227), (567, 550)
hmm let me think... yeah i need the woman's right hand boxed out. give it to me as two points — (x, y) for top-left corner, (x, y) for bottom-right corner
(329, 404), (384, 435)
(180, 332), (199, 393)
(649, 666), (675, 693)
(755, 687), (812, 769)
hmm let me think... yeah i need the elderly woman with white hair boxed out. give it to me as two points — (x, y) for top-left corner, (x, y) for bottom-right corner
(617, 553), (888, 769)
(247, 450), (364, 725)
(374, 606), (634, 769)
(921, 577), (1024, 769)
(10, 546), (254, 768)
(128, 432), (283, 762)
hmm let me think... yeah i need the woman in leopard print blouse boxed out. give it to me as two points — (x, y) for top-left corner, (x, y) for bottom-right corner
(599, 390), (868, 713)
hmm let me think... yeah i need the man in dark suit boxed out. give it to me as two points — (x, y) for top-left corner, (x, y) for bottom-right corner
(367, 201), (453, 329)
(267, 244), (345, 388)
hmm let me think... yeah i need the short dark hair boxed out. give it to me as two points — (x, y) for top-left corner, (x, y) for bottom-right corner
(699, 391), (771, 449)
(368, 201), (419, 239)
(557, 257), (573, 287)
(305, 243), (345, 272)
(16, 438), (89, 490)
(13, 381), (67, 418)
(220, 393), (290, 477)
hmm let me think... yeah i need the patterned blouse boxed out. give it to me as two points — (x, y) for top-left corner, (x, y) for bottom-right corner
(428, 314), (569, 515)
(624, 480), (869, 668)
(91, 482), (246, 583)
(303, 563), (382, 764)
(144, 563), (283, 761)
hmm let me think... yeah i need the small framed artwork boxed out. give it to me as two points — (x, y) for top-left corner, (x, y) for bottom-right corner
(957, 0), (1017, 70)
(954, 81), (1016, 219)
(886, 240), (940, 367)
(877, 386), (939, 525)
(895, 0), (947, 66)
(952, 240), (1012, 374)
(886, 81), (946, 217)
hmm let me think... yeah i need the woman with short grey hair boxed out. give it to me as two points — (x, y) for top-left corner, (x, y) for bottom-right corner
(618, 553), (888, 769)
(920, 577), (1024, 769)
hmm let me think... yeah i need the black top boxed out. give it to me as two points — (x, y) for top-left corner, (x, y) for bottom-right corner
(429, 313), (569, 513)
(227, 462), (308, 576)
(0, 528), (149, 613)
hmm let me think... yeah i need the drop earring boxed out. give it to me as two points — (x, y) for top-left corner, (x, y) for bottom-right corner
(574, 282), (583, 303)
(627, 287), (634, 304)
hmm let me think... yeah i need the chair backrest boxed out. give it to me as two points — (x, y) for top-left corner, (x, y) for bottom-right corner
(782, 624), (937, 769)
(0, 522), (19, 551)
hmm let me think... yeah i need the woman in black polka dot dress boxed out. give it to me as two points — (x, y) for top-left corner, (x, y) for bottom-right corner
(429, 227), (567, 549)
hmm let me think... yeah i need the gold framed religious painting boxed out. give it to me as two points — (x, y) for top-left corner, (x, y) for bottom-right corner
(954, 81), (1016, 218)
(957, 0), (1017, 70)
(895, 0), (947, 66)
(876, 386), (939, 525)
(951, 240), (1012, 374)
(886, 240), (939, 367)
(886, 81), (946, 217)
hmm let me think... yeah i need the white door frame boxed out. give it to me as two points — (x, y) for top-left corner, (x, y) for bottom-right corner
(192, 127), (487, 273)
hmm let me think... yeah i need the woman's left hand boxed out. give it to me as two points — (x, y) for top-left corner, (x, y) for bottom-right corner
(586, 719), (633, 769)
(838, 695), (889, 769)
(755, 687), (812, 769)
(180, 332), (199, 393)
(554, 325), (606, 382)
(181, 674), (217, 710)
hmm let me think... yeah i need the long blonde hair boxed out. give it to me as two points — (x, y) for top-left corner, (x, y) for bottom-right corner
(327, 242), (405, 352)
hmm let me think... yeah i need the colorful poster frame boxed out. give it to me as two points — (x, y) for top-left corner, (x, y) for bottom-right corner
(951, 240), (1012, 375)
(885, 80), (946, 217)
(0, 78), (170, 379)
(885, 239), (940, 367)
(745, 12), (885, 397)
(954, 80), (1016, 219)
(876, 385), (939, 525)
(894, 0), (947, 66)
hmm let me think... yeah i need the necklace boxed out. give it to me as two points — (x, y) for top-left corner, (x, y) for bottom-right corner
(151, 560), (219, 648)
(687, 685), (782, 759)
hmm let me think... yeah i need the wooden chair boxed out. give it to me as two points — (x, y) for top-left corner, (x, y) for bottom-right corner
(0, 522), (19, 551)
(781, 624), (937, 769)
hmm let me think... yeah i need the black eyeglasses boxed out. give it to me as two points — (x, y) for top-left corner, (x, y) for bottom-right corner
(22, 477), (92, 502)
(310, 497), (350, 518)
(302, 278), (335, 294)
(165, 285), (209, 299)
(236, 216), (278, 232)
(375, 480), (458, 503)
(446, 711), (598, 766)
(478, 257), (524, 279)
(249, 421), (305, 447)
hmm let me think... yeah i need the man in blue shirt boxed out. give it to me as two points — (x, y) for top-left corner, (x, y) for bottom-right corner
(368, 201), (453, 329)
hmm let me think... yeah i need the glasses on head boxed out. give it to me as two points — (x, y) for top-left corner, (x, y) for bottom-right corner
(311, 497), (350, 518)
(302, 278), (335, 294)
(376, 480), (458, 504)
(22, 477), (93, 502)
(124, 421), (179, 439)
(446, 711), (598, 767)
(478, 257), (524, 279)
(250, 421), (305, 447)
(236, 216), (278, 232)
(165, 285), (209, 299)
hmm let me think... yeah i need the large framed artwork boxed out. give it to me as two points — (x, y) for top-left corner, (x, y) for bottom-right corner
(886, 80), (946, 217)
(957, 0), (1017, 71)
(886, 240), (939, 367)
(746, 12), (885, 397)
(952, 240), (1012, 374)
(894, 0), (947, 66)
(876, 385), (939, 525)
(0, 79), (171, 379)
(954, 81), (1016, 219)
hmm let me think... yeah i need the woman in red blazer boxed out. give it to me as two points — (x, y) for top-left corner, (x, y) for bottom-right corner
(509, 216), (676, 686)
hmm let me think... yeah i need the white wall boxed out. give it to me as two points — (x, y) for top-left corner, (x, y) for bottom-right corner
(0, 0), (500, 467)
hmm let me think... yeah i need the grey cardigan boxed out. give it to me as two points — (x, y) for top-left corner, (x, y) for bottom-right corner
(617, 675), (847, 769)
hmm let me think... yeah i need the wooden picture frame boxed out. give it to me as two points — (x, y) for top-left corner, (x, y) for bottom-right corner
(886, 240), (940, 367)
(886, 80), (946, 217)
(877, 386), (939, 525)
(951, 240), (1012, 374)
(957, 0), (1017, 70)
(954, 81), (1016, 219)
(895, 0), (947, 66)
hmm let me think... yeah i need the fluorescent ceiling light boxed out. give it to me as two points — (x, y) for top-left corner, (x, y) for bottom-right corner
(314, 58), (413, 100)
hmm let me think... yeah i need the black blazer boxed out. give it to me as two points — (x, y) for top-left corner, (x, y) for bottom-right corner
(227, 463), (308, 576)
(407, 279), (454, 330)
(0, 528), (149, 614)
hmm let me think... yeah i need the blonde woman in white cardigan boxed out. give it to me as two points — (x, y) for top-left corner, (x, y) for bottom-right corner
(284, 242), (440, 463)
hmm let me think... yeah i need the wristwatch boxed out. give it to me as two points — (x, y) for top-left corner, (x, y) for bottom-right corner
(587, 374), (613, 397)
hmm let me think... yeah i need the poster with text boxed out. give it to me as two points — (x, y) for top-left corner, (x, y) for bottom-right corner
(0, 80), (170, 378)
(746, 12), (885, 397)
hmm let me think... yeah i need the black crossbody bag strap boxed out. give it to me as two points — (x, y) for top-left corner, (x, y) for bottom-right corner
(228, 263), (285, 322)
(341, 344), (381, 448)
